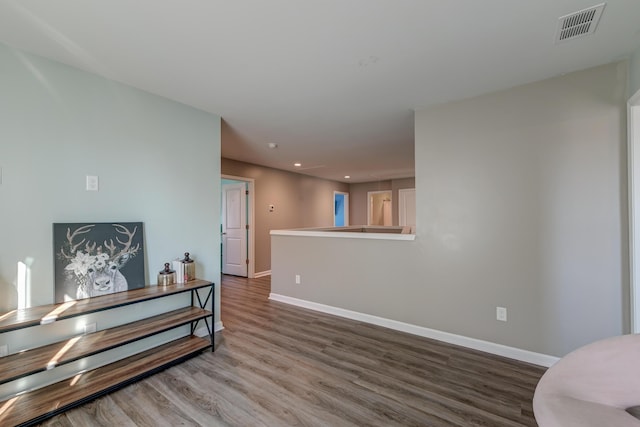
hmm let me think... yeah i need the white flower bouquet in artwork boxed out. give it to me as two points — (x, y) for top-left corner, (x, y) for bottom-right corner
(53, 223), (145, 302)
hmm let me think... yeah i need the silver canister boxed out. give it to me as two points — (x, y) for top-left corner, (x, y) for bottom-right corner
(158, 263), (176, 286)
(182, 252), (196, 281)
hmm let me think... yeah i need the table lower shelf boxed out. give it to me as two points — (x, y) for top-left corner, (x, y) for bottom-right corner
(0, 335), (210, 427)
(0, 307), (211, 385)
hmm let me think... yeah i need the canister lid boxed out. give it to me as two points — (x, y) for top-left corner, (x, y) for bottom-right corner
(159, 262), (174, 275)
(182, 252), (194, 263)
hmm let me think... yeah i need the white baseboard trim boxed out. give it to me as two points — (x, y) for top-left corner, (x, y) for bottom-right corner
(269, 293), (559, 368)
(254, 270), (272, 278)
(194, 321), (224, 338)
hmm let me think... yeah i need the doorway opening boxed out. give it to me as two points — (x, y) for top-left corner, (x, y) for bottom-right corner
(334, 191), (349, 226)
(221, 175), (255, 278)
(367, 190), (392, 226)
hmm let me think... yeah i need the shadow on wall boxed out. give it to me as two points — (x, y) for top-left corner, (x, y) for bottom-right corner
(0, 273), (18, 313)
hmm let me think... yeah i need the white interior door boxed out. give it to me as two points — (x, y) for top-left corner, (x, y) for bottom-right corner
(399, 188), (416, 233)
(222, 183), (247, 276)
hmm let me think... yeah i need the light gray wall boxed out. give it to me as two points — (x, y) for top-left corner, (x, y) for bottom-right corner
(415, 61), (628, 356)
(0, 43), (221, 394)
(272, 61), (629, 358)
(221, 158), (348, 273)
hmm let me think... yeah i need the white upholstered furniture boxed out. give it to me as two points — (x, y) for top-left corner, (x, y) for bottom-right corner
(533, 334), (640, 426)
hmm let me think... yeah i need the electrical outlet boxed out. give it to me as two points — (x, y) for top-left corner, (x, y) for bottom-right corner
(295, 274), (301, 285)
(86, 175), (99, 191)
(496, 307), (507, 322)
(0, 344), (8, 357)
(84, 322), (97, 334)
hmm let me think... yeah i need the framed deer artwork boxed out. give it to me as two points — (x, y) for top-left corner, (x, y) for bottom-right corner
(53, 222), (146, 303)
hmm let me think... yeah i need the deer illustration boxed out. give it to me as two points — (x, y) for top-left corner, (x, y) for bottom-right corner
(58, 224), (140, 299)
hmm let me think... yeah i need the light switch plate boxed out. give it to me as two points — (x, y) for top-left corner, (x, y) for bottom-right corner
(84, 322), (97, 334)
(0, 344), (8, 357)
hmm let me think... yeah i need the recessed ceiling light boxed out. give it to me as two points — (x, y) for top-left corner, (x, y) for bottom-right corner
(267, 143), (278, 149)
(344, 175), (351, 179)
(294, 163), (301, 167)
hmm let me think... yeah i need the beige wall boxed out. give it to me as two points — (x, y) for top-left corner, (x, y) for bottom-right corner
(272, 61), (629, 358)
(349, 178), (415, 226)
(222, 157), (414, 271)
(221, 158), (349, 273)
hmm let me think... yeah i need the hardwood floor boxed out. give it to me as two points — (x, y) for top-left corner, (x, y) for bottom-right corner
(38, 275), (546, 426)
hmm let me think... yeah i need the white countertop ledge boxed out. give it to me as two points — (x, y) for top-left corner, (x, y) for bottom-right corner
(270, 228), (416, 241)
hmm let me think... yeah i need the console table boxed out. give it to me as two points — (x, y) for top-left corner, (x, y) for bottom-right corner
(0, 279), (214, 426)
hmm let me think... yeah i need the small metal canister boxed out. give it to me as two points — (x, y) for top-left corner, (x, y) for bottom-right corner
(182, 252), (196, 281)
(158, 263), (176, 286)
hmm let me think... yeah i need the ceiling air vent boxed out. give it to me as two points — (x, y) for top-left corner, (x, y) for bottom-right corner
(555, 3), (605, 43)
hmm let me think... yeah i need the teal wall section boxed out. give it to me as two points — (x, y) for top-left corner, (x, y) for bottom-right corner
(0, 43), (221, 395)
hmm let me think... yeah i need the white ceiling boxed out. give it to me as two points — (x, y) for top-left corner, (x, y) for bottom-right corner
(1, 1), (639, 183)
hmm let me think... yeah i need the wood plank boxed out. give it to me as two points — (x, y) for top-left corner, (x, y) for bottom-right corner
(61, 394), (136, 427)
(0, 280), (213, 333)
(0, 336), (209, 427)
(219, 275), (546, 426)
(0, 307), (212, 385)
(39, 275), (546, 427)
(144, 366), (279, 427)
(108, 381), (202, 427)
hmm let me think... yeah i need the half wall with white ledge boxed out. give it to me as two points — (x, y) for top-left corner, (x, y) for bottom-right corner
(270, 227), (558, 367)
